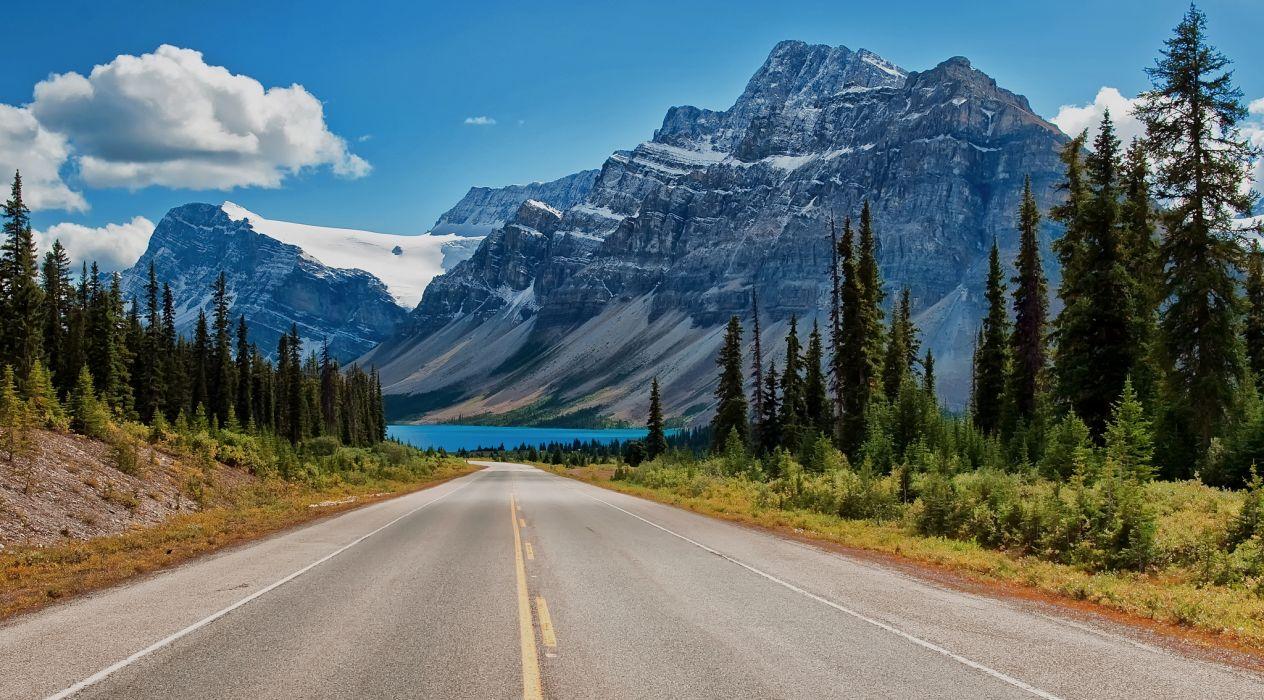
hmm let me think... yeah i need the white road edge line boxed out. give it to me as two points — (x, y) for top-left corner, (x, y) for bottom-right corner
(572, 483), (1062, 700)
(45, 472), (484, 700)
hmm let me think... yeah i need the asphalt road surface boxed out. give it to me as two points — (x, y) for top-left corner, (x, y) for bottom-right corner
(2, 461), (1261, 699)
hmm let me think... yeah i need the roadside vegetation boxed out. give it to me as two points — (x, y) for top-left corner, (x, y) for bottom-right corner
(493, 6), (1264, 652)
(0, 155), (474, 618)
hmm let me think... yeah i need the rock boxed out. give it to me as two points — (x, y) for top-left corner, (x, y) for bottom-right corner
(368, 41), (1069, 421)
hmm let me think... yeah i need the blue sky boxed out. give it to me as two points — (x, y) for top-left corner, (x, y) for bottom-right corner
(1, 0), (1260, 258)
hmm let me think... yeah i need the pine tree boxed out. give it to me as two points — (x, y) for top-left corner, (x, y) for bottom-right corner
(646, 376), (668, 459)
(973, 240), (1009, 434)
(803, 320), (831, 438)
(922, 348), (936, 398)
(235, 316), (252, 428)
(883, 288), (916, 400)
(711, 316), (748, 452)
(778, 315), (807, 450)
(749, 289), (766, 447)
(759, 358), (780, 453)
(285, 324), (305, 443)
(40, 241), (72, 391)
(68, 365), (108, 439)
(828, 216), (845, 425)
(838, 206), (884, 456)
(0, 366), (30, 463)
(0, 171), (44, 379)
(1104, 377), (1155, 482)
(191, 310), (210, 416)
(1137, 5), (1258, 455)
(318, 339), (339, 435)
(1120, 139), (1163, 406)
(1008, 176), (1048, 421)
(23, 360), (63, 430)
(209, 272), (235, 425)
(1246, 243), (1264, 379)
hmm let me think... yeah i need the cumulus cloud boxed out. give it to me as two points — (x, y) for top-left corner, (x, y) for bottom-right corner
(1055, 86), (1264, 198)
(27, 45), (369, 191)
(34, 216), (155, 273)
(1050, 87), (1147, 146)
(463, 116), (496, 126)
(0, 104), (86, 212)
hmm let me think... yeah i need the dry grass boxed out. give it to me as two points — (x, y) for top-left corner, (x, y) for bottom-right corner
(0, 461), (476, 620)
(556, 464), (1264, 655)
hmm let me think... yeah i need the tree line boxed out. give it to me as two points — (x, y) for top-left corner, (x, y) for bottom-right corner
(0, 176), (385, 449)
(696, 5), (1261, 489)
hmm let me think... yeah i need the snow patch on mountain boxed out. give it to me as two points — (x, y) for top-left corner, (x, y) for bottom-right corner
(219, 202), (471, 308)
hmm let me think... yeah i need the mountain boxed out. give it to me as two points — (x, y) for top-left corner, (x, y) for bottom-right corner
(429, 170), (600, 238)
(364, 41), (1069, 424)
(121, 203), (476, 361)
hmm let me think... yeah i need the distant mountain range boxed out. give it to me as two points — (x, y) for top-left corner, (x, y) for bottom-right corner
(363, 41), (1069, 423)
(120, 172), (600, 361)
(125, 40), (1070, 425)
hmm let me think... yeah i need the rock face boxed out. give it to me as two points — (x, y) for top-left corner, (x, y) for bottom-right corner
(430, 170), (600, 238)
(122, 203), (409, 361)
(366, 41), (1068, 423)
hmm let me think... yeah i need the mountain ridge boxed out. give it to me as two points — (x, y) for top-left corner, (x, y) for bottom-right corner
(365, 40), (1069, 423)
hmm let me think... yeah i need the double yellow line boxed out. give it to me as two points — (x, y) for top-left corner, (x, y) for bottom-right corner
(511, 494), (555, 699)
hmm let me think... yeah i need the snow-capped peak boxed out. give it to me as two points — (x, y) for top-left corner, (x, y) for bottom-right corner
(218, 202), (472, 308)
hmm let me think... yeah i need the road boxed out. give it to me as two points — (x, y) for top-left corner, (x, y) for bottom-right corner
(1, 461), (1261, 699)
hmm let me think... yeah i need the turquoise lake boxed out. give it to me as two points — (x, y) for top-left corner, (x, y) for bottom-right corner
(387, 424), (660, 452)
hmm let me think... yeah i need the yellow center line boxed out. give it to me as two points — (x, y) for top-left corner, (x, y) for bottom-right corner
(511, 494), (543, 700)
(525, 542), (535, 560)
(535, 596), (557, 648)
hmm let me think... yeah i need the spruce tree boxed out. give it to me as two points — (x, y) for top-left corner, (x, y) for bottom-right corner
(749, 289), (766, 447)
(882, 288), (917, 400)
(209, 272), (235, 425)
(711, 316), (748, 452)
(236, 316), (253, 428)
(778, 316), (807, 450)
(828, 216), (845, 424)
(40, 241), (72, 391)
(646, 376), (668, 459)
(1008, 176), (1048, 421)
(191, 309), (210, 415)
(803, 320), (831, 438)
(759, 358), (780, 453)
(1120, 139), (1163, 405)
(838, 207), (884, 456)
(1104, 377), (1156, 482)
(285, 324), (305, 443)
(922, 348), (936, 398)
(1137, 5), (1258, 454)
(1246, 242), (1264, 380)
(973, 240), (1010, 434)
(0, 171), (44, 380)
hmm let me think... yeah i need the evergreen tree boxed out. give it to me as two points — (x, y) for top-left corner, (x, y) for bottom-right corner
(68, 365), (108, 439)
(803, 320), (831, 438)
(191, 309), (210, 416)
(1104, 377), (1156, 482)
(1137, 5), (1258, 455)
(40, 241), (72, 391)
(1246, 242), (1264, 379)
(838, 206), (884, 455)
(759, 358), (780, 453)
(318, 339), (339, 435)
(778, 316), (807, 450)
(646, 376), (668, 459)
(922, 349), (936, 398)
(973, 240), (1010, 434)
(749, 289), (766, 448)
(828, 216), (845, 424)
(235, 316), (253, 427)
(1120, 139), (1163, 406)
(133, 262), (161, 421)
(711, 316), (748, 451)
(209, 272), (235, 425)
(285, 324), (305, 443)
(1008, 175), (1048, 421)
(0, 171), (44, 379)
(882, 288), (917, 400)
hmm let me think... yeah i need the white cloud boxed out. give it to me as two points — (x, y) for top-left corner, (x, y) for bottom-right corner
(34, 216), (155, 273)
(463, 116), (497, 126)
(1055, 86), (1264, 199)
(1050, 87), (1147, 146)
(27, 45), (369, 191)
(0, 104), (86, 212)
